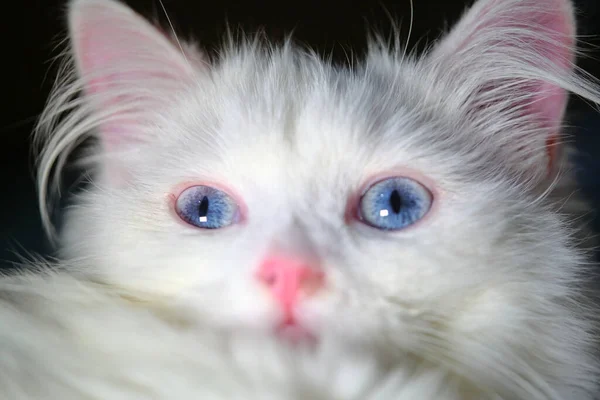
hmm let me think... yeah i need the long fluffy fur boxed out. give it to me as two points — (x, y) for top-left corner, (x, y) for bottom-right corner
(0, 267), (465, 400)
(8, 0), (600, 398)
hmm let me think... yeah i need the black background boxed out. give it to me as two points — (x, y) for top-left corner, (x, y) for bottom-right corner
(2, 0), (600, 265)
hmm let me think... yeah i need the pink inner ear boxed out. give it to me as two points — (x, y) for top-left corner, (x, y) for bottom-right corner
(535, 83), (568, 133)
(70, 1), (197, 152)
(527, 4), (575, 126)
(545, 130), (560, 173)
(530, 13), (573, 175)
(440, 0), (576, 177)
(516, 6), (574, 175)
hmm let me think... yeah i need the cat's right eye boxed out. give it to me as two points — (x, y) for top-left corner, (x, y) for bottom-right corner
(357, 176), (432, 231)
(175, 185), (241, 229)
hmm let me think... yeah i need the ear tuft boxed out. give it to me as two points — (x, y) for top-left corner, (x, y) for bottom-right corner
(429, 0), (578, 181)
(432, 0), (575, 64)
(67, 0), (200, 150)
(35, 0), (208, 238)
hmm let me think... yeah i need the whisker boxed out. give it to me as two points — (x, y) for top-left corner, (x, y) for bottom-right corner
(157, 0), (191, 69)
(402, 0), (414, 62)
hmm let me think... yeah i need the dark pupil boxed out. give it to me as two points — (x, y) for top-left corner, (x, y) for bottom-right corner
(198, 196), (210, 218)
(389, 190), (403, 214)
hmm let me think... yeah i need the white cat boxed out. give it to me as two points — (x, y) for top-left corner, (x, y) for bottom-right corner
(3, 0), (600, 398)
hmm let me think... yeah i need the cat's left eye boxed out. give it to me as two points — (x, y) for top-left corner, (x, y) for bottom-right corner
(175, 185), (240, 229)
(358, 177), (432, 231)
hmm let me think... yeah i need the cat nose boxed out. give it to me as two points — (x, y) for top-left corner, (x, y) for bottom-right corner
(256, 256), (325, 320)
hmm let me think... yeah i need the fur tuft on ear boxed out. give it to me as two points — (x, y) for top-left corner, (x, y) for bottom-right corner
(427, 0), (599, 183)
(67, 0), (199, 150)
(35, 0), (205, 239)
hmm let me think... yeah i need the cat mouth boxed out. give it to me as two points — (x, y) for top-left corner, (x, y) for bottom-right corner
(275, 319), (317, 346)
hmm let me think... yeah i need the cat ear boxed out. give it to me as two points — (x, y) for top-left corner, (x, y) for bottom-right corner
(428, 0), (576, 181)
(68, 0), (203, 159)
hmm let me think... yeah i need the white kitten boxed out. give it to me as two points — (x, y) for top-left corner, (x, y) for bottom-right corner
(4, 0), (600, 398)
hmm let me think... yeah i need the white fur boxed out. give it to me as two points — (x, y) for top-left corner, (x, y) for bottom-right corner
(8, 0), (600, 398)
(0, 269), (463, 400)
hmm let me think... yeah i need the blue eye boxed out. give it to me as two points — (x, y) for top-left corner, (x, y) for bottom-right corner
(358, 177), (432, 231)
(175, 185), (240, 229)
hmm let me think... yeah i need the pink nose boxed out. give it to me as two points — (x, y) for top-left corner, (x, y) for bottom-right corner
(256, 256), (325, 323)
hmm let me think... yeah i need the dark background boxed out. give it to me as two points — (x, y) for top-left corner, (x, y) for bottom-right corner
(2, 0), (600, 266)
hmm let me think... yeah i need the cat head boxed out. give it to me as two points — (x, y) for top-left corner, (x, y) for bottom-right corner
(37, 0), (600, 397)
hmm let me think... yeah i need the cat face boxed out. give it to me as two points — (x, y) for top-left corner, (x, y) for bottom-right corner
(39, 0), (600, 397)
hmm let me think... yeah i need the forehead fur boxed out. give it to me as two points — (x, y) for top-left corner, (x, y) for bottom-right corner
(149, 41), (493, 189)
